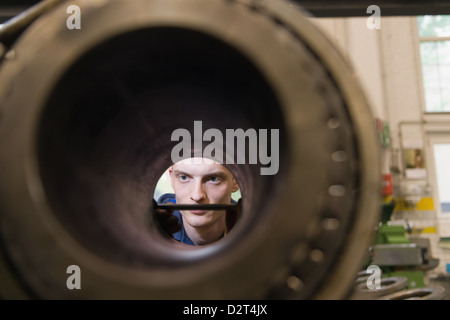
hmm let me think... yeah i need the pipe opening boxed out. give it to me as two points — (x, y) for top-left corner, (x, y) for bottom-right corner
(37, 27), (287, 268)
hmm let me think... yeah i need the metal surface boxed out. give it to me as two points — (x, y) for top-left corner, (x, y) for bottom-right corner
(0, 0), (64, 47)
(352, 276), (409, 299)
(0, 0), (381, 299)
(378, 286), (447, 300)
(371, 244), (423, 266)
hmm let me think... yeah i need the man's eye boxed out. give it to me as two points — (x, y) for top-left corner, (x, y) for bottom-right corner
(178, 175), (189, 182)
(209, 177), (220, 183)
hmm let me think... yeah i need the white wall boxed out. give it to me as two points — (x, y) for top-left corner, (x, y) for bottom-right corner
(310, 17), (386, 120)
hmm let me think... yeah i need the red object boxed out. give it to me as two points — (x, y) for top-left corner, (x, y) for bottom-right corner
(382, 174), (393, 196)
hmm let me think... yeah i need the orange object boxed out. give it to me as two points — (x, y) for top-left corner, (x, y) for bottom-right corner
(382, 174), (393, 196)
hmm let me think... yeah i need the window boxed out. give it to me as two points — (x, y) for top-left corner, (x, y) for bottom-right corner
(417, 15), (450, 112)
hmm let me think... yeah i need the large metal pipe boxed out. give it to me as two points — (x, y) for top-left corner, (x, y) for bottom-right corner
(0, 0), (381, 299)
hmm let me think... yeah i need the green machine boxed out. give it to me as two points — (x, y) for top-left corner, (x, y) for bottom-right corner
(367, 202), (439, 289)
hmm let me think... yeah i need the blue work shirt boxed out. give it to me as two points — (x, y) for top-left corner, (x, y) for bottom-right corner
(157, 193), (237, 246)
(157, 193), (195, 245)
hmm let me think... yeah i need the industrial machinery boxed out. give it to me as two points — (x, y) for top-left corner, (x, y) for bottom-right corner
(350, 200), (446, 300)
(0, 0), (383, 299)
(370, 202), (440, 288)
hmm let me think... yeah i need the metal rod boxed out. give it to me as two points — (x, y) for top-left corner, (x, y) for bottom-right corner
(0, 0), (65, 46)
(155, 203), (239, 211)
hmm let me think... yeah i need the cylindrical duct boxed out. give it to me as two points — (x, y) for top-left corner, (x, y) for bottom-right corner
(0, 0), (381, 299)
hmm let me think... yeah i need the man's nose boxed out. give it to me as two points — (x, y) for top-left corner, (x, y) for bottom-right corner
(190, 181), (206, 202)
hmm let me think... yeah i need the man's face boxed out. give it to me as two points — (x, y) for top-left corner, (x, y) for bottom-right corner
(169, 158), (239, 229)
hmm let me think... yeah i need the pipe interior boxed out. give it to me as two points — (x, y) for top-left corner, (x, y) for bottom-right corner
(37, 27), (288, 268)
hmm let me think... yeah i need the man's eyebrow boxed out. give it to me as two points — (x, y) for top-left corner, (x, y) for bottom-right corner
(204, 171), (228, 178)
(173, 169), (229, 178)
(172, 169), (191, 176)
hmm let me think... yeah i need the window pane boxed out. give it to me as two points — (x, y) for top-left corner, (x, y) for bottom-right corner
(441, 85), (450, 112)
(418, 16), (450, 113)
(437, 41), (450, 65)
(423, 88), (443, 112)
(433, 143), (450, 213)
(418, 15), (450, 37)
(422, 65), (439, 88)
(441, 66), (450, 83)
(419, 40), (450, 112)
(420, 42), (437, 65)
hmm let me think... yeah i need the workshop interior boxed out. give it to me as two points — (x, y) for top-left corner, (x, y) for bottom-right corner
(1, 0), (450, 300)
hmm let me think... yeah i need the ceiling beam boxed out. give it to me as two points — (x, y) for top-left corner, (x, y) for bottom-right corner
(294, 1), (450, 17)
(1, 0), (450, 23)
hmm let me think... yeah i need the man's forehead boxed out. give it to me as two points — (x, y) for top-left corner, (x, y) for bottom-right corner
(172, 158), (231, 175)
(176, 157), (218, 166)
